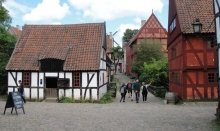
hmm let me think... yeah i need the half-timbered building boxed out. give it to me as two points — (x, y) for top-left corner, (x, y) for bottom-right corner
(6, 23), (108, 101)
(168, 0), (218, 100)
(126, 12), (168, 75)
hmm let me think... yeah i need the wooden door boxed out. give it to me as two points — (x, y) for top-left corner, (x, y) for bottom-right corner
(45, 77), (58, 98)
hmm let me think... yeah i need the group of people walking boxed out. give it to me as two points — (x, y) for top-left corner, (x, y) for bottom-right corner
(120, 79), (150, 103)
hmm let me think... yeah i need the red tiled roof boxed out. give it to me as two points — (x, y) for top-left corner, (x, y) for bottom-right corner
(175, 0), (215, 34)
(6, 23), (105, 71)
(128, 13), (167, 46)
(8, 26), (22, 38)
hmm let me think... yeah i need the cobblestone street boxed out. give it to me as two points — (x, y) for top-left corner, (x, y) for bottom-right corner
(0, 73), (219, 131)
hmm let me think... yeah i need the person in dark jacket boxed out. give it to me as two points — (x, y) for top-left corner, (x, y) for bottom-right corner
(133, 79), (141, 103)
(141, 82), (148, 102)
(18, 80), (26, 103)
(126, 80), (132, 98)
(120, 83), (127, 102)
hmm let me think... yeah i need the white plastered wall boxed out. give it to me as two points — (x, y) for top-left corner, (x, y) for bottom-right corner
(99, 84), (107, 98)
(65, 72), (72, 87)
(31, 72), (38, 87)
(82, 72), (97, 87)
(74, 89), (80, 100)
(92, 89), (97, 100)
(8, 72), (22, 87)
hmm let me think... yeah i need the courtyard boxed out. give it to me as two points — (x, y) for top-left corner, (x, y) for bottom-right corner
(0, 73), (219, 131)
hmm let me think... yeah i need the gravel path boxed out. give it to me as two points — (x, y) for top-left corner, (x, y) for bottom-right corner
(0, 73), (218, 131)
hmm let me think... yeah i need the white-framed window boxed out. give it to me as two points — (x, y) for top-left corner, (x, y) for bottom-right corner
(169, 17), (176, 32)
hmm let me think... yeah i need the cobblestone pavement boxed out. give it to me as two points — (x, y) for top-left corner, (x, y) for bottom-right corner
(0, 73), (218, 131)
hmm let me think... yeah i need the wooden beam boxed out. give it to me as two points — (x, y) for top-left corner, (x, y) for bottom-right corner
(83, 73), (95, 100)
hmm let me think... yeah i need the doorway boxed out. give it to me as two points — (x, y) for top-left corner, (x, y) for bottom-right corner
(45, 77), (58, 98)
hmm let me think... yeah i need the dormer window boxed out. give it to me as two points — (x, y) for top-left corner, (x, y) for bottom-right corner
(169, 17), (176, 32)
(40, 58), (64, 72)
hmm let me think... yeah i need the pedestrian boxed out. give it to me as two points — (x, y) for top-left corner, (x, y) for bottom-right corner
(141, 82), (148, 102)
(126, 80), (132, 98)
(18, 80), (26, 103)
(133, 79), (141, 103)
(120, 83), (127, 102)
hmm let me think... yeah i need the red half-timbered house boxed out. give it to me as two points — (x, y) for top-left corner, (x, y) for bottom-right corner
(126, 12), (167, 75)
(168, 0), (218, 100)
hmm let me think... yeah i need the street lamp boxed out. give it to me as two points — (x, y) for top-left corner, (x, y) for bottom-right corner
(192, 18), (202, 33)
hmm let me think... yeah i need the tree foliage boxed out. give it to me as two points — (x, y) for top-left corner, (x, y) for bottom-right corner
(132, 39), (164, 76)
(122, 29), (138, 43)
(112, 46), (123, 73)
(0, 0), (11, 29)
(139, 59), (168, 88)
(0, 1), (16, 94)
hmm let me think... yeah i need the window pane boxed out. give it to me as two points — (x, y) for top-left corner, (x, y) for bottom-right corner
(23, 72), (30, 86)
(208, 73), (215, 83)
(73, 72), (81, 87)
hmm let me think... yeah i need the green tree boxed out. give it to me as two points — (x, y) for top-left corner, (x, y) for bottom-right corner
(139, 59), (168, 88)
(139, 59), (168, 98)
(132, 39), (164, 76)
(112, 46), (123, 73)
(0, 0), (11, 29)
(122, 29), (138, 43)
(0, 0), (16, 94)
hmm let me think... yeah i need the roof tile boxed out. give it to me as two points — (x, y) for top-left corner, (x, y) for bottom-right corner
(6, 23), (105, 71)
(175, 0), (215, 34)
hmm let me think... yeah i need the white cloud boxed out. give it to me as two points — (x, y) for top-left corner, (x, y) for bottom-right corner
(3, 0), (31, 17)
(68, 0), (163, 20)
(51, 22), (62, 25)
(112, 18), (141, 46)
(23, 0), (69, 24)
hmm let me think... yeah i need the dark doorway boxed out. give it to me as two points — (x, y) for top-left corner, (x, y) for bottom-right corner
(45, 77), (58, 98)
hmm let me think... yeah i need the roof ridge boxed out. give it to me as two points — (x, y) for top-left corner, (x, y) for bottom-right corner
(128, 13), (167, 46)
(24, 22), (105, 27)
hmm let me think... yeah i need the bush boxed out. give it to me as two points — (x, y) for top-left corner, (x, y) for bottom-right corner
(110, 75), (114, 82)
(109, 82), (117, 97)
(140, 59), (168, 89)
(59, 96), (74, 103)
(99, 92), (113, 104)
(59, 92), (114, 104)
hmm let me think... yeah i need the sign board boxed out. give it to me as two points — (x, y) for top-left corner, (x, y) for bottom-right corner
(3, 92), (25, 115)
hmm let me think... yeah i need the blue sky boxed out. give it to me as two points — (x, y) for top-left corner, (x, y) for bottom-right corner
(3, 0), (168, 46)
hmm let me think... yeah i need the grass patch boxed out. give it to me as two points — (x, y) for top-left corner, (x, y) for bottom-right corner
(99, 92), (113, 104)
(59, 96), (74, 103)
(210, 120), (220, 131)
(58, 92), (114, 104)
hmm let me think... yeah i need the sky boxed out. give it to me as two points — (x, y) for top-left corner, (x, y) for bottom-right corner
(3, 0), (168, 46)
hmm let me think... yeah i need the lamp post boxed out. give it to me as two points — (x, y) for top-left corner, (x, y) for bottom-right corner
(214, 0), (220, 120)
(192, 18), (202, 33)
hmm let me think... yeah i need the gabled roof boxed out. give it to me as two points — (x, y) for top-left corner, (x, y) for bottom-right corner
(6, 23), (105, 71)
(175, 0), (215, 34)
(129, 13), (167, 46)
